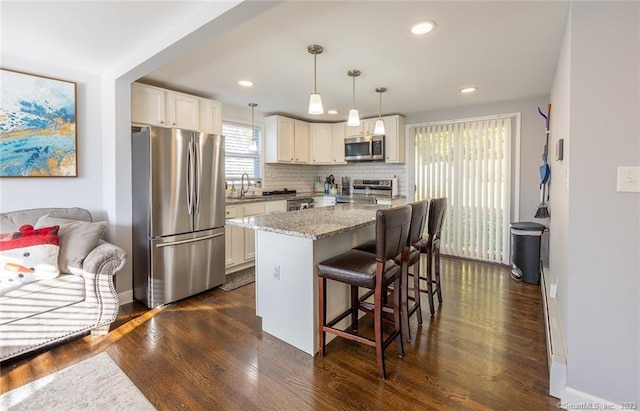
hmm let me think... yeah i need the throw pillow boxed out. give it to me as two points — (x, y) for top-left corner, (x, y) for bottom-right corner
(19, 224), (60, 237)
(0, 232), (61, 295)
(35, 215), (108, 273)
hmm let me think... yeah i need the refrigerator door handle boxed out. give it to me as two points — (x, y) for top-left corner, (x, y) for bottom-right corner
(155, 232), (223, 248)
(194, 135), (201, 215)
(186, 139), (194, 215)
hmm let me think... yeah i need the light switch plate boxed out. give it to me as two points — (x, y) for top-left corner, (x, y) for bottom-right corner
(617, 166), (640, 192)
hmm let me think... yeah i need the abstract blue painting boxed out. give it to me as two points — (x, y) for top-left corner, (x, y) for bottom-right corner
(0, 69), (77, 177)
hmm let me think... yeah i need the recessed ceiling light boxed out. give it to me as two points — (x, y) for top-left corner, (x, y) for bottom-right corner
(460, 87), (477, 94)
(411, 20), (437, 35)
(327, 110), (338, 115)
(238, 80), (254, 87)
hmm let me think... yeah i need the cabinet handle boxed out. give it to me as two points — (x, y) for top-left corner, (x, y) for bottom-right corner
(160, 120), (164, 124)
(172, 122), (176, 126)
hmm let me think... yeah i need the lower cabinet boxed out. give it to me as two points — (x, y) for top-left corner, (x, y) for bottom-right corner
(225, 200), (286, 273)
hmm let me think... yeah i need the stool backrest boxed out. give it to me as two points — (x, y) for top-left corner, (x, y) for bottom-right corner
(408, 200), (429, 247)
(375, 205), (412, 262)
(427, 197), (448, 238)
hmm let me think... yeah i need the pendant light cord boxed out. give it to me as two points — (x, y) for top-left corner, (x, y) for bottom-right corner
(313, 52), (318, 94)
(352, 75), (356, 108)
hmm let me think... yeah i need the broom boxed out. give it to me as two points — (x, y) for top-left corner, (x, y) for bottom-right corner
(535, 103), (551, 219)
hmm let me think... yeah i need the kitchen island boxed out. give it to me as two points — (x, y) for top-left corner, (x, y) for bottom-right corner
(226, 204), (392, 355)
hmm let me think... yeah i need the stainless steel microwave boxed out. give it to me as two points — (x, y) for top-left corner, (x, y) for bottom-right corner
(344, 135), (384, 162)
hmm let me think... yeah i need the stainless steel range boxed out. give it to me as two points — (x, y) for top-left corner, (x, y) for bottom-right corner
(335, 178), (395, 204)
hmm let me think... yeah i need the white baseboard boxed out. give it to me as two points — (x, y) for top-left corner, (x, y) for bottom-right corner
(540, 267), (567, 399)
(559, 387), (621, 410)
(118, 289), (133, 305)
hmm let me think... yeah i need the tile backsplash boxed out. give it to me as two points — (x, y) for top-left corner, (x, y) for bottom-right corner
(263, 162), (407, 195)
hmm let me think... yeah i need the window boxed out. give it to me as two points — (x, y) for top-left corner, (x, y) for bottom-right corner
(411, 116), (513, 264)
(223, 121), (262, 179)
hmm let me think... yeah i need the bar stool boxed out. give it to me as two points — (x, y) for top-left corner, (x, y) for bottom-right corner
(317, 205), (412, 379)
(354, 200), (429, 342)
(415, 197), (447, 315)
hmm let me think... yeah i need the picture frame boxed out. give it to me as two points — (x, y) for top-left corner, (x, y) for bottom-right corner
(0, 68), (78, 177)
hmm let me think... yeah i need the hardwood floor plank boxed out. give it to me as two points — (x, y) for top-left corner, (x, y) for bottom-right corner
(0, 256), (560, 410)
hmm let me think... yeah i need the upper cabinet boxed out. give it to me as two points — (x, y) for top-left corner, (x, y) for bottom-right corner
(167, 91), (199, 130)
(199, 98), (222, 135)
(131, 82), (221, 134)
(131, 83), (166, 126)
(310, 123), (332, 164)
(331, 123), (346, 164)
(264, 115), (310, 164)
(345, 122), (363, 138)
(310, 122), (347, 165)
(382, 115), (405, 164)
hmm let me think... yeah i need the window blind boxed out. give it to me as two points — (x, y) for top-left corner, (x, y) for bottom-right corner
(223, 122), (262, 179)
(413, 117), (511, 264)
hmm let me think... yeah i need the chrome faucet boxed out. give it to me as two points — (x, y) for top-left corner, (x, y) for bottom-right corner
(240, 172), (251, 199)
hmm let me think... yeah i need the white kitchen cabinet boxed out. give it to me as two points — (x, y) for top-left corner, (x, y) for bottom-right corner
(363, 118), (379, 135)
(294, 120), (310, 163)
(167, 91), (199, 130)
(313, 196), (336, 207)
(265, 200), (287, 213)
(310, 123), (332, 164)
(225, 200), (286, 273)
(345, 122), (363, 137)
(132, 83), (219, 133)
(331, 123), (346, 164)
(199, 98), (222, 135)
(382, 115), (405, 164)
(264, 115), (310, 164)
(131, 83), (166, 126)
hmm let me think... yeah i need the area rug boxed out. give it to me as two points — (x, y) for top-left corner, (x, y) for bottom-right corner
(220, 266), (255, 291)
(0, 352), (155, 411)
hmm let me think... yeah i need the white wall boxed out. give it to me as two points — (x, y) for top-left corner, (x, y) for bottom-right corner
(551, 1), (640, 404)
(0, 56), (107, 220)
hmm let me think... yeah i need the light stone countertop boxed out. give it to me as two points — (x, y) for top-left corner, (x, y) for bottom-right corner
(226, 203), (394, 240)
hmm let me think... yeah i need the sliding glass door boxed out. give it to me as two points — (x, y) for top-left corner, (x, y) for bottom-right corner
(412, 117), (513, 264)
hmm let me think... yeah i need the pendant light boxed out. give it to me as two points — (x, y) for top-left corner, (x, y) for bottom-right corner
(374, 87), (387, 135)
(347, 69), (361, 126)
(248, 103), (258, 152)
(307, 45), (324, 115)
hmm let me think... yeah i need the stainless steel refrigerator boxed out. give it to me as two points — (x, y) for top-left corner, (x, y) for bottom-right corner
(132, 126), (226, 307)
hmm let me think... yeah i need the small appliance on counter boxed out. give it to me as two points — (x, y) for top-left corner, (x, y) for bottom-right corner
(341, 176), (351, 195)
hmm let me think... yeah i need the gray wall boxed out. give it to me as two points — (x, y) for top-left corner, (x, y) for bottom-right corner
(551, 2), (639, 402)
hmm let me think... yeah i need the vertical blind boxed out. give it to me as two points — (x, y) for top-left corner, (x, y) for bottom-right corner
(413, 118), (511, 264)
(223, 122), (262, 179)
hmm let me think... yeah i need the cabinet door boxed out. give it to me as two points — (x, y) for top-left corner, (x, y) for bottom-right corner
(265, 200), (287, 213)
(294, 120), (310, 163)
(345, 122), (363, 138)
(384, 115), (405, 164)
(363, 118), (378, 135)
(131, 83), (165, 126)
(277, 117), (295, 162)
(310, 123), (332, 164)
(199, 98), (222, 135)
(167, 92), (199, 130)
(331, 123), (346, 164)
(243, 203), (265, 261)
(225, 206), (239, 267)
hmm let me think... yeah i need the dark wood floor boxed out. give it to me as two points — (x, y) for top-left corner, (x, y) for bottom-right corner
(1, 256), (560, 410)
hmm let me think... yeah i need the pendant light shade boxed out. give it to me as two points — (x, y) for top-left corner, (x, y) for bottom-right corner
(374, 87), (387, 135)
(347, 69), (361, 126)
(248, 103), (258, 152)
(308, 45), (324, 115)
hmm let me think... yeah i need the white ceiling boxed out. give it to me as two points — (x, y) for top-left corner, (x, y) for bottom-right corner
(2, 1), (570, 122)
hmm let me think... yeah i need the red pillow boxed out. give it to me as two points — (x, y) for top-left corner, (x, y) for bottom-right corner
(18, 224), (59, 237)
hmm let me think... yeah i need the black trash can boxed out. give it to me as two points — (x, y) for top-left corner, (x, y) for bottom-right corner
(510, 222), (546, 284)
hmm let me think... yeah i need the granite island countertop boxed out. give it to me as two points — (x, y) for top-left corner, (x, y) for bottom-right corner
(226, 203), (393, 240)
